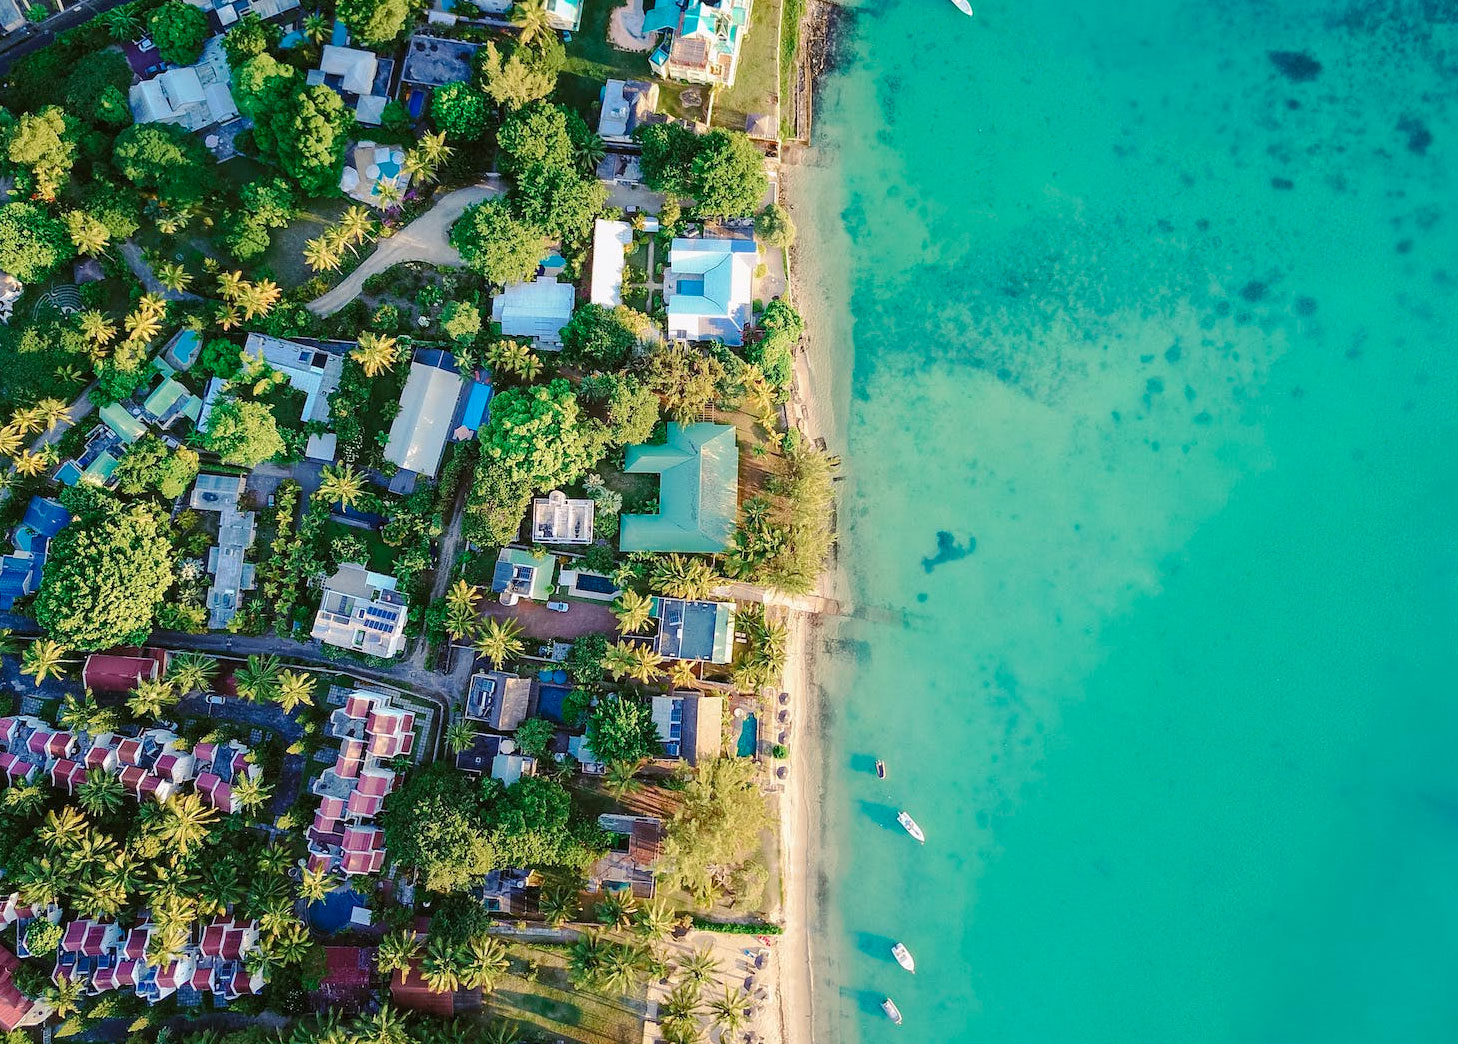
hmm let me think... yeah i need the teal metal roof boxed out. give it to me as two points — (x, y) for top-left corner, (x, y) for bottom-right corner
(620, 423), (739, 553)
(98, 403), (145, 444)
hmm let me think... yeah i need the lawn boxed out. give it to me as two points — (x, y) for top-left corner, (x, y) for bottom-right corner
(479, 942), (644, 1044)
(778, 0), (804, 138)
(712, 0), (782, 133)
(323, 520), (395, 574)
(262, 194), (352, 288)
(557, 0), (695, 125)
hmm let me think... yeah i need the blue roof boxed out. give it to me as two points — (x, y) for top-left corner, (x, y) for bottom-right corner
(460, 381), (492, 432)
(55, 461), (82, 486)
(18, 497), (70, 544)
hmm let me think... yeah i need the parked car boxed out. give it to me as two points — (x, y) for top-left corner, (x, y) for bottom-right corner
(206, 694), (227, 705)
(546, 601), (570, 613)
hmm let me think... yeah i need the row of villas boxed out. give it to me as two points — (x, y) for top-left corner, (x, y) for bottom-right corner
(0, 715), (261, 815)
(50, 916), (263, 1004)
(305, 689), (417, 877)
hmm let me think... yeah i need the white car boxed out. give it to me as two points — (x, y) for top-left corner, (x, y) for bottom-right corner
(546, 601), (570, 613)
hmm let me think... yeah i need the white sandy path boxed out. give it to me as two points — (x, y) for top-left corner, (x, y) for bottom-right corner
(305, 181), (502, 317)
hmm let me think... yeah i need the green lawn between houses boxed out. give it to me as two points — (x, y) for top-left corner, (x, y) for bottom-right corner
(711, 0), (782, 133)
(479, 942), (645, 1044)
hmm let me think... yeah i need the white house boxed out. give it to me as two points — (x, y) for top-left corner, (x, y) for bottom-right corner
(491, 276), (575, 346)
(590, 219), (633, 308)
(663, 236), (757, 345)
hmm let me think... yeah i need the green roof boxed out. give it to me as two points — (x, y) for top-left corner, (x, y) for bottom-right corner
(98, 403), (146, 444)
(492, 546), (556, 601)
(82, 450), (122, 485)
(143, 377), (190, 421)
(620, 423), (738, 553)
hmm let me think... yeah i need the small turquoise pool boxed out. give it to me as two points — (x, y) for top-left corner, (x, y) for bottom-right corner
(308, 888), (367, 934)
(736, 714), (758, 758)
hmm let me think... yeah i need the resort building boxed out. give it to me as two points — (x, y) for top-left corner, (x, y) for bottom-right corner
(590, 219), (634, 308)
(597, 80), (660, 144)
(50, 916), (262, 1004)
(643, 0), (753, 87)
(139, 375), (203, 429)
(384, 349), (464, 484)
(0, 497), (70, 611)
(619, 422), (739, 553)
(242, 334), (343, 460)
(308, 45), (393, 125)
(651, 691), (723, 765)
(491, 547), (557, 605)
(590, 814), (664, 898)
(128, 37), (239, 132)
(311, 565), (410, 658)
(491, 750), (537, 786)
(465, 671), (532, 731)
(190, 474), (257, 629)
(340, 142), (412, 208)
(56, 403), (146, 487)
(491, 276), (575, 346)
(651, 596), (735, 663)
(81, 649), (167, 693)
(0, 273), (23, 324)
(531, 489), (595, 544)
(663, 235), (757, 345)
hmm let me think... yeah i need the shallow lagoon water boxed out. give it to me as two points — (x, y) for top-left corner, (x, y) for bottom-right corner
(795, 2), (1458, 1042)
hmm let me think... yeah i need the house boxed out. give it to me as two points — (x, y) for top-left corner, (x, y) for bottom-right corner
(190, 474), (258, 629)
(309, 45), (392, 124)
(384, 350), (464, 482)
(491, 547), (556, 605)
(0, 943), (51, 1031)
(140, 376), (202, 429)
(490, 276), (575, 345)
(128, 38), (239, 132)
(531, 489), (594, 544)
(589, 815), (662, 898)
(311, 565), (409, 657)
(243, 334), (343, 441)
(651, 596), (734, 663)
(391, 959), (456, 1017)
(82, 651), (165, 693)
(315, 946), (376, 1011)
(0, 496), (70, 610)
(453, 731), (502, 776)
(644, 0), (754, 87)
(490, 752), (536, 787)
(398, 35), (478, 98)
(0, 273), (23, 324)
(543, 0), (581, 30)
(590, 219), (633, 308)
(651, 692), (723, 764)
(0, 0), (26, 37)
(619, 422), (739, 552)
(465, 671), (531, 731)
(663, 235), (756, 345)
(478, 868), (535, 914)
(598, 80), (660, 144)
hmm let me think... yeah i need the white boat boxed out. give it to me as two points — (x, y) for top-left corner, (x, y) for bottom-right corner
(891, 942), (915, 973)
(950, 0), (973, 15)
(897, 810), (925, 843)
(882, 997), (904, 1025)
(875, 759), (886, 779)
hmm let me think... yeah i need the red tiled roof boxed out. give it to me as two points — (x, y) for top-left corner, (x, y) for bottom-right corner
(391, 963), (455, 1016)
(81, 654), (158, 693)
(318, 796), (346, 819)
(0, 943), (39, 1031)
(199, 924), (226, 957)
(323, 946), (373, 987)
(334, 752), (362, 779)
(340, 849), (384, 875)
(154, 751), (187, 777)
(0, 755), (32, 783)
(193, 741), (217, 765)
(0, 718), (16, 744)
(190, 965), (214, 991)
(84, 743), (115, 769)
(356, 769), (393, 797)
(122, 928), (149, 960)
(341, 825), (382, 852)
(343, 693), (374, 720)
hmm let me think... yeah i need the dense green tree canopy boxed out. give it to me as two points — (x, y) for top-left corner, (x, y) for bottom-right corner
(642, 341), (727, 423)
(634, 122), (700, 198)
(483, 776), (605, 870)
(659, 758), (768, 898)
(221, 12), (281, 67)
(429, 81), (491, 141)
(218, 177), (296, 261)
(148, 1), (210, 65)
(113, 435), (200, 499)
(440, 301), (481, 343)
(337, 0), (419, 46)
(382, 764), (495, 894)
(691, 130), (768, 217)
(746, 298), (803, 393)
(3, 106), (76, 198)
(449, 197), (544, 286)
(477, 379), (604, 491)
(201, 399), (285, 467)
(496, 103), (606, 243)
(112, 123), (211, 208)
(585, 694), (662, 765)
(498, 101), (575, 176)
(79, 179), (143, 241)
(476, 40), (555, 110)
(0, 202), (73, 282)
(233, 56), (351, 196)
(561, 304), (652, 370)
(33, 495), (176, 651)
(599, 374), (660, 446)
(754, 202), (796, 248)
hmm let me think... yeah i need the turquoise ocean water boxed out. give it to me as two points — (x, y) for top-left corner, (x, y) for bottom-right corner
(793, 2), (1458, 1042)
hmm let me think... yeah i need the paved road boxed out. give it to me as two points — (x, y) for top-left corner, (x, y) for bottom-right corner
(306, 182), (501, 317)
(0, 0), (130, 76)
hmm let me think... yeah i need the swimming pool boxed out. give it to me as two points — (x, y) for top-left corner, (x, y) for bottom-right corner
(736, 714), (758, 758)
(307, 889), (367, 934)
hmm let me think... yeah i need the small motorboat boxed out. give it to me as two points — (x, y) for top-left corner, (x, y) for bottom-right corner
(891, 942), (915, 973)
(897, 810), (926, 843)
(950, 0), (973, 15)
(882, 997), (904, 1025)
(875, 759), (886, 779)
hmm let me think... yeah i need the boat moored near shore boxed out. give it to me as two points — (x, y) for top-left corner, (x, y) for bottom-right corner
(892, 941), (915, 973)
(882, 997), (904, 1025)
(897, 810), (926, 843)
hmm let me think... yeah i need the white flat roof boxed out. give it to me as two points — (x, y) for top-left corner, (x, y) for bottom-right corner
(590, 220), (633, 308)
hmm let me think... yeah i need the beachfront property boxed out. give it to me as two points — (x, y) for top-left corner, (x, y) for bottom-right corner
(128, 37), (239, 132)
(311, 564), (410, 657)
(308, 44), (393, 125)
(651, 691), (723, 764)
(490, 275), (575, 346)
(397, 35), (479, 118)
(242, 333), (344, 460)
(619, 422), (739, 553)
(531, 489), (595, 544)
(651, 596), (735, 663)
(663, 236), (757, 345)
(590, 219), (634, 308)
(465, 670), (532, 731)
(643, 0), (753, 87)
(189, 474), (257, 629)
(543, 0), (582, 31)
(0, 497), (70, 611)
(384, 349), (465, 485)
(590, 813), (664, 898)
(598, 80), (660, 144)
(308, 688), (416, 875)
(491, 546), (557, 605)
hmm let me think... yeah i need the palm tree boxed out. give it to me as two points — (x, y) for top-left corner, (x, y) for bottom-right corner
(474, 617), (525, 669)
(21, 639), (70, 685)
(155, 792), (220, 855)
(302, 11), (329, 43)
(405, 132), (454, 185)
(667, 659), (699, 690)
(268, 919), (314, 965)
(245, 945), (281, 982)
(54, 363), (83, 383)
(249, 278), (283, 318)
(124, 307), (162, 345)
(319, 463), (367, 510)
(420, 936), (463, 993)
(510, 0), (552, 46)
(650, 554), (719, 600)
(574, 130), (606, 173)
(634, 897), (675, 943)
(215, 303), (241, 330)
(0, 428), (21, 457)
(603, 759), (641, 800)
(274, 669), (316, 713)
(351, 332), (401, 378)
(567, 930), (608, 988)
(659, 982), (703, 1042)
(677, 947), (721, 989)
(146, 923), (191, 966)
(200, 860), (246, 913)
(338, 206), (376, 250)
(313, 1011), (358, 1044)
(167, 652), (217, 695)
(539, 886), (578, 928)
(217, 269), (246, 302)
(600, 641), (638, 681)
(596, 890), (638, 930)
(39, 806), (89, 849)
(232, 773), (272, 816)
(374, 180), (404, 213)
(127, 677), (177, 719)
(626, 644), (663, 684)
(256, 842), (293, 876)
(706, 987), (751, 1036)
(461, 935), (509, 990)
(612, 589), (655, 633)
(78, 309), (117, 350)
(11, 448), (52, 477)
(58, 691), (101, 732)
(479, 1021), (520, 1044)
(445, 580), (480, 641)
(304, 234), (344, 273)
(376, 930), (423, 976)
(444, 719), (476, 755)
(33, 396), (70, 429)
(236, 654), (282, 702)
(358, 1005), (410, 1044)
(600, 941), (647, 994)
(16, 855), (64, 906)
(44, 976), (87, 1019)
(66, 211), (111, 255)
(298, 866), (338, 903)
(157, 261), (192, 293)
(3, 778), (47, 815)
(516, 350), (543, 382)
(104, 7), (140, 40)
